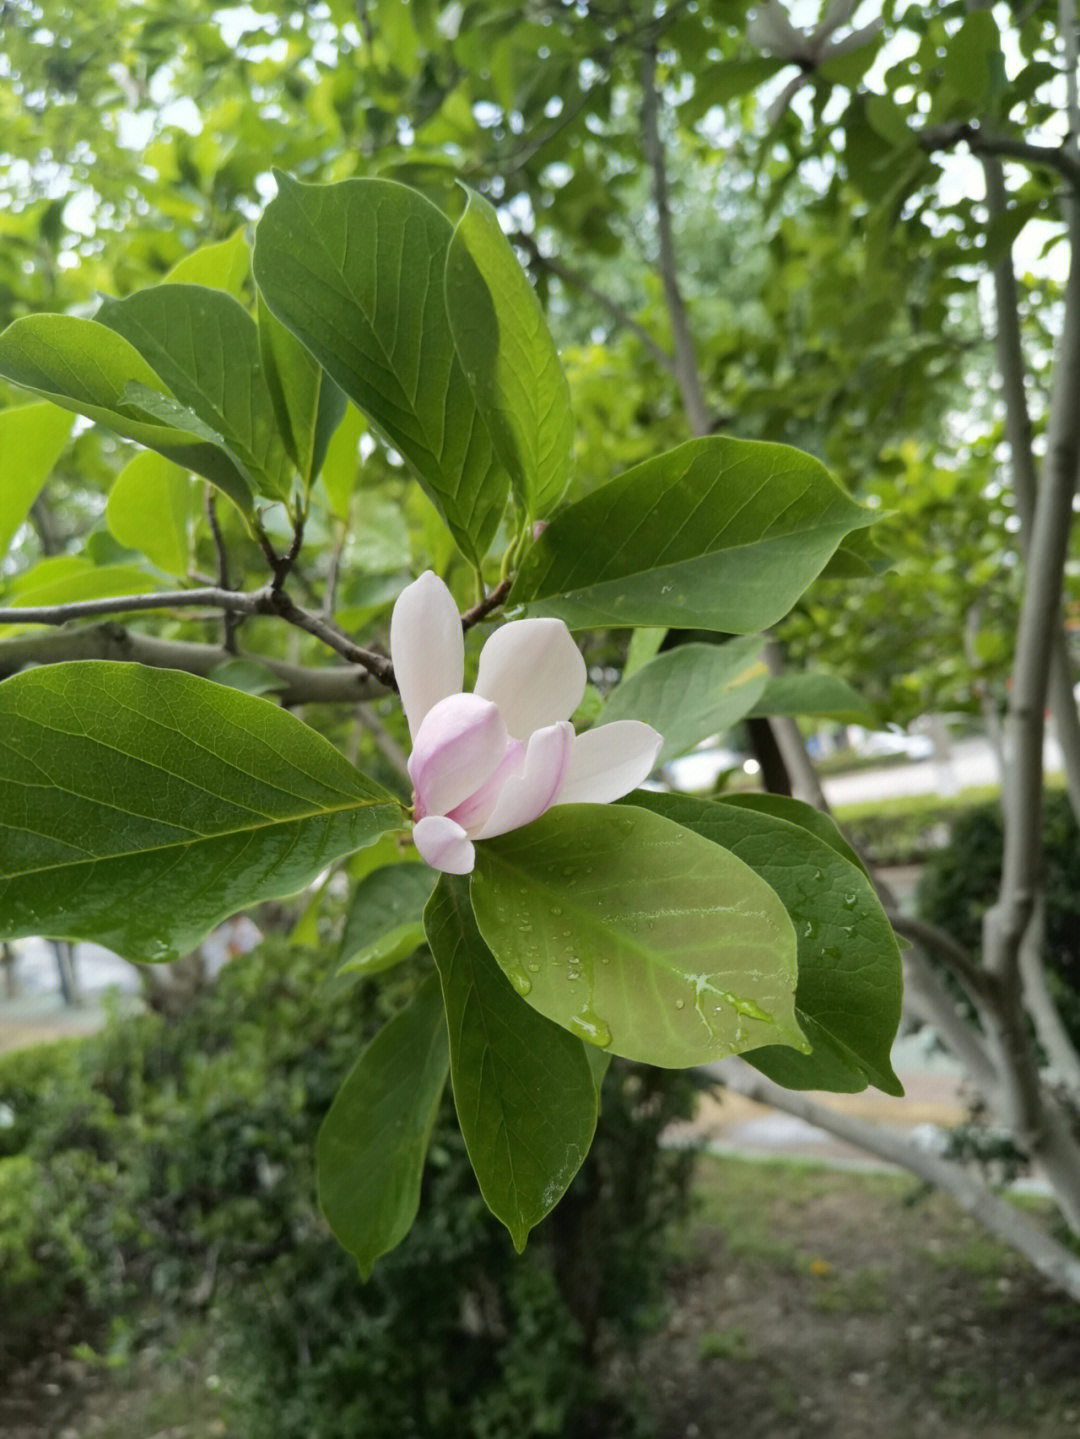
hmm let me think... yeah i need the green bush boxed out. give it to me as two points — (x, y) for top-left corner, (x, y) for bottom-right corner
(917, 789), (1080, 1042)
(0, 939), (698, 1435)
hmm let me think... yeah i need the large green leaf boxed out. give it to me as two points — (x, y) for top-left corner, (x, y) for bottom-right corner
(0, 314), (255, 514)
(601, 637), (767, 763)
(718, 793), (869, 876)
(0, 402), (74, 559)
(96, 285), (294, 501)
(425, 875), (597, 1250)
(317, 974), (449, 1278)
(253, 173), (509, 564)
(510, 436), (875, 631)
(628, 791), (903, 1095)
(257, 297), (346, 490)
(106, 450), (194, 575)
(0, 663), (402, 961)
(471, 804), (802, 1068)
(445, 189), (572, 519)
(749, 672), (870, 723)
(338, 862), (435, 977)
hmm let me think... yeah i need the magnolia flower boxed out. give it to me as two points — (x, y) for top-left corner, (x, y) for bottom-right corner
(391, 572), (663, 874)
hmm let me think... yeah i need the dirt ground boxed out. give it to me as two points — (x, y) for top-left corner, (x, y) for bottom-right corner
(5, 1155), (1080, 1439)
(632, 1156), (1080, 1439)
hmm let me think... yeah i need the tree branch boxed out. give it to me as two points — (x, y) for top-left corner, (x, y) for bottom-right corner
(0, 585), (397, 688)
(513, 229), (678, 376)
(710, 1058), (1080, 1303)
(983, 156), (1080, 821)
(920, 123), (1080, 192)
(640, 43), (713, 437)
(461, 578), (513, 631)
(0, 623), (389, 705)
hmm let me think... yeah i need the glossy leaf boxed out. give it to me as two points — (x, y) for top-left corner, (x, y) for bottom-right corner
(0, 314), (255, 514)
(317, 973), (449, 1278)
(338, 863), (435, 976)
(96, 285), (294, 501)
(106, 450), (194, 575)
(471, 804), (802, 1069)
(749, 672), (870, 723)
(445, 188), (572, 518)
(718, 793), (869, 876)
(0, 401), (74, 559)
(511, 436), (875, 632)
(0, 663), (402, 961)
(165, 230), (251, 296)
(601, 637), (767, 763)
(257, 296), (346, 489)
(253, 173), (509, 564)
(628, 791), (903, 1095)
(425, 875), (597, 1250)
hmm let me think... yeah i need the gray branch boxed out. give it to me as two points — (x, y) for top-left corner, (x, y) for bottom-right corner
(0, 624), (389, 706)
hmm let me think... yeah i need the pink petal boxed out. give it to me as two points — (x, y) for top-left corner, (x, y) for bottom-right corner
(473, 722), (574, 840)
(413, 816), (476, 874)
(447, 738), (525, 833)
(474, 618), (586, 740)
(390, 571), (464, 739)
(555, 721), (663, 806)
(409, 692), (508, 819)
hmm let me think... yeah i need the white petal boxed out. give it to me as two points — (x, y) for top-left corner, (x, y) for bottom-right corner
(390, 571), (464, 739)
(474, 722), (574, 840)
(554, 721), (663, 806)
(409, 693), (509, 819)
(474, 618), (586, 740)
(447, 738), (525, 834)
(413, 816), (476, 874)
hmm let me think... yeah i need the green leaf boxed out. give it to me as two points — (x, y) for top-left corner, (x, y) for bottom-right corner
(717, 793), (869, 876)
(601, 637), (767, 763)
(253, 173), (509, 564)
(628, 791), (903, 1095)
(682, 56), (790, 120)
(0, 402), (74, 559)
(106, 450), (194, 575)
(338, 863), (435, 976)
(318, 403), (366, 518)
(96, 285), (294, 502)
(317, 973), (449, 1278)
(0, 314), (255, 515)
(206, 658), (288, 696)
(165, 230), (251, 297)
(471, 804), (802, 1069)
(425, 875), (597, 1250)
(940, 10), (999, 111)
(749, 672), (870, 723)
(0, 663), (402, 961)
(445, 188), (573, 518)
(624, 626), (666, 678)
(257, 296), (346, 490)
(820, 527), (892, 578)
(511, 437), (875, 632)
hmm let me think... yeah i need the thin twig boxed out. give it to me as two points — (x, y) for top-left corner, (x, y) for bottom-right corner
(461, 578), (513, 631)
(513, 230), (678, 375)
(0, 585), (397, 688)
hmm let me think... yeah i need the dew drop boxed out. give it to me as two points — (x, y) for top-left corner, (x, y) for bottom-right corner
(527, 963), (541, 973)
(550, 905), (563, 916)
(843, 893), (857, 910)
(506, 967), (532, 997)
(569, 1008), (612, 1048)
(674, 998), (685, 1010)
